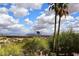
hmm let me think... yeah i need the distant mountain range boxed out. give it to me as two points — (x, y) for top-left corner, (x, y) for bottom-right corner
(0, 32), (52, 37)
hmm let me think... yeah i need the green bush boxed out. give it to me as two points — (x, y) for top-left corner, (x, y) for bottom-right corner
(72, 33), (79, 53)
(0, 43), (23, 56)
(58, 31), (74, 53)
(23, 36), (49, 56)
(56, 30), (79, 55)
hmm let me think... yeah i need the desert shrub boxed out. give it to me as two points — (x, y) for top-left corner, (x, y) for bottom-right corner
(58, 31), (74, 53)
(72, 33), (79, 53)
(47, 30), (79, 55)
(56, 30), (79, 55)
(47, 36), (56, 55)
(23, 36), (49, 56)
(0, 43), (23, 56)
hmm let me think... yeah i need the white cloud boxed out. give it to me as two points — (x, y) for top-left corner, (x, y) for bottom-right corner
(32, 24), (48, 31)
(7, 23), (29, 35)
(31, 10), (76, 35)
(68, 4), (79, 13)
(10, 3), (43, 17)
(0, 7), (8, 14)
(24, 18), (33, 25)
(0, 14), (17, 26)
(31, 12), (54, 34)
(36, 12), (74, 26)
(10, 6), (29, 17)
(36, 28), (53, 35)
(37, 13), (55, 25)
(15, 3), (43, 9)
(0, 14), (29, 35)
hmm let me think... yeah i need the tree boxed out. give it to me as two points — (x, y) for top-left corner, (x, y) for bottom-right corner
(57, 3), (69, 36)
(49, 3), (57, 38)
(49, 3), (58, 52)
(49, 3), (69, 55)
(36, 31), (40, 36)
(56, 3), (69, 55)
(49, 3), (69, 36)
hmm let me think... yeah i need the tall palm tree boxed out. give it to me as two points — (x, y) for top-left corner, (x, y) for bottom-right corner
(56, 3), (69, 55)
(57, 3), (69, 36)
(49, 3), (57, 38)
(49, 3), (59, 52)
(49, 3), (69, 55)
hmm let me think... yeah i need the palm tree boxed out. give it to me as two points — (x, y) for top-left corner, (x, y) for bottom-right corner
(49, 3), (59, 52)
(49, 3), (69, 55)
(49, 3), (57, 38)
(56, 3), (69, 55)
(57, 3), (69, 36)
(49, 3), (68, 36)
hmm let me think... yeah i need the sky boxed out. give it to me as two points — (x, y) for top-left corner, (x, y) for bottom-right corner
(0, 3), (79, 36)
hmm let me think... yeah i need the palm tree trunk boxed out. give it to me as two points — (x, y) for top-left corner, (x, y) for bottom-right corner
(57, 16), (61, 36)
(53, 3), (57, 52)
(53, 3), (57, 38)
(56, 16), (61, 56)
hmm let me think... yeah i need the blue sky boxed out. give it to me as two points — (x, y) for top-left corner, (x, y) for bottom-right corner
(0, 3), (79, 35)
(0, 3), (49, 29)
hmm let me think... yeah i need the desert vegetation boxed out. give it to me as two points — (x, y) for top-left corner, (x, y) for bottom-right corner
(0, 30), (79, 56)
